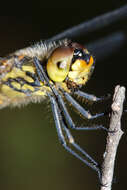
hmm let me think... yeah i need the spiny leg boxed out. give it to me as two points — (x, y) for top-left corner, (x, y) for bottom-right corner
(54, 88), (108, 131)
(48, 93), (102, 181)
(33, 57), (45, 83)
(33, 57), (59, 97)
(62, 124), (102, 181)
(74, 90), (111, 102)
(63, 90), (106, 119)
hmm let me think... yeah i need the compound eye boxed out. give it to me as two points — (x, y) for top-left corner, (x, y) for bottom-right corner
(47, 46), (73, 82)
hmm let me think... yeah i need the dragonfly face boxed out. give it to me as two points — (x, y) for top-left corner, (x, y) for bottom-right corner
(47, 42), (95, 88)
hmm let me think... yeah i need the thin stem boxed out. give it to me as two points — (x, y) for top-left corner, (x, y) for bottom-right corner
(100, 85), (125, 190)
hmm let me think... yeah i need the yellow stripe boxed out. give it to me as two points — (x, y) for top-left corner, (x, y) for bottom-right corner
(22, 84), (35, 91)
(22, 65), (35, 74)
(1, 85), (26, 98)
(3, 67), (34, 83)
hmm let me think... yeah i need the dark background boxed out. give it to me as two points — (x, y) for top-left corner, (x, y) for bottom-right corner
(0, 2), (127, 190)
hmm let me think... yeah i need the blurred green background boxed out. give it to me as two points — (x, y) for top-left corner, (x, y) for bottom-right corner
(0, 2), (127, 190)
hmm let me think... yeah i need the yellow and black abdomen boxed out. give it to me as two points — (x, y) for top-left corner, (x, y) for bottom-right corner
(0, 55), (50, 108)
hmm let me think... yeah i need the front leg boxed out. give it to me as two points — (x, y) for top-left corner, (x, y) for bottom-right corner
(74, 90), (111, 102)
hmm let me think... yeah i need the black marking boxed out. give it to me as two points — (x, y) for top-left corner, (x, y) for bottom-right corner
(4, 77), (40, 95)
(14, 77), (36, 87)
(26, 71), (41, 86)
(72, 48), (91, 64)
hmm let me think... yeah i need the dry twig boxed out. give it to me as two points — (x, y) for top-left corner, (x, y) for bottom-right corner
(100, 85), (125, 190)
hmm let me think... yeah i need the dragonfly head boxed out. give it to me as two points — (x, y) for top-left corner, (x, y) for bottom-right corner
(46, 42), (95, 90)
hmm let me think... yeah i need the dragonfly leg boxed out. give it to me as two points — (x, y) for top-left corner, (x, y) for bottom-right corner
(33, 57), (61, 97)
(49, 93), (102, 181)
(33, 57), (45, 83)
(57, 89), (109, 131)
(74, 90), (111, 102)
(63, 91), (106, 120)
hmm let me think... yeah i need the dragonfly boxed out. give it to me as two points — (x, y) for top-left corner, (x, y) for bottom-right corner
(0, 5), (127, 182)
(0, 38), (110, 181)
